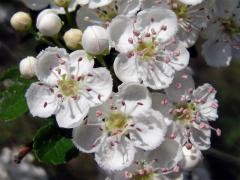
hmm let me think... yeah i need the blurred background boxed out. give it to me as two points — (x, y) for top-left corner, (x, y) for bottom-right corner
(0, 0), (240, 179)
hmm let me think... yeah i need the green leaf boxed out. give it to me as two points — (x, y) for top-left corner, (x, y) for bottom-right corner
(33, 123), (79, 165)
(0, 67), (34, 121)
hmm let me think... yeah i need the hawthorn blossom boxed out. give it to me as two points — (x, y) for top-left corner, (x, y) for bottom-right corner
(26, 47), (112, 128)
(22, 0), (78, 14)
(76, 0), (142, 30)
(151, 70), (220, 150)
(77, 0), (113, 9)
(141, 0), (213, 48)
(201, 0), (240, 67)
(108, 7), (189, 90)
(72, 83), (167, 171)
(110, 139), (183, 180)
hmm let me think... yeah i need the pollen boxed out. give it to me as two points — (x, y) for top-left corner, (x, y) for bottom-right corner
(59, 77), (80, 97)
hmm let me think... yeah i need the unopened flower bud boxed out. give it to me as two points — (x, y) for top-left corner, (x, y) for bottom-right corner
(180, 145), (202, 170)
(82, 26), (109, 55)
(19, 56), (36, 79)
(54, 0), (71, 7)
(10, 12), (32, 32)
(63, 28), (82, 50)
(36, 9), (62, 37)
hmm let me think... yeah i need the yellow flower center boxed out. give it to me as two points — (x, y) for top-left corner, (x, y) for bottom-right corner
(59, 77), (80, 97)
(136, 39), (156, 60)
(172, 2), (189, 19)
(175, 102), (196, 125)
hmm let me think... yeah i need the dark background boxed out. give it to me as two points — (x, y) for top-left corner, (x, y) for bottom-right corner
(0, 0), (240, 179)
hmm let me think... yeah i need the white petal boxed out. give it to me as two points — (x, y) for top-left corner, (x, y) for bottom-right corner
(147, 139), (183, 169)
(88, 0), (113, 9)
(177, 28), (199, 48)
(213, 0), (238, 18)
(22, 0), (49, 10)
(55, 97), (90, 128)
(36, 47), (69, 85)
(108, 15), (134, 53)
(77, 0), (89, 5)
(202, 39), (232, 67)
(72, 122), (103, 153)
(139, 60), (175, 90)
(190, 122), (211, 150)
(76, 7), (102, 30)
(151, 92), (174, 126)
(178, 0), (203, 6)
(117, 83), (152, 117)
(69, 50), (94, 76)
(193, 84), (218, 121)
(50, 0), (78, 14)
(130, 109), (167, 150)
(113, 54), (140, 83)
(82, 67), (113, 107)
(95, 137), (136, 171)
(25, 82), (59, 118)
(165, 69), (195, 103)
(117, 0), (141, 16)
(136, 7), (178, 42)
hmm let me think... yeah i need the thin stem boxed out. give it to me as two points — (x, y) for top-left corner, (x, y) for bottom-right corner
(29, 28), (55, 46)
(51, 36), (65, 48)
(64, 7), (73, 26)
(96, 55), (108, 67)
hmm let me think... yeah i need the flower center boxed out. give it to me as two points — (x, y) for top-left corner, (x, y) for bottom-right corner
(174, 102), (196, 125)
(172, 2), (188, 19)
(222, 19), (240, 37)
(132, 170), (154, 180)
(105, 111), (128, 135)
(136, 38), (157, 60)
(59, 76), (80, 97)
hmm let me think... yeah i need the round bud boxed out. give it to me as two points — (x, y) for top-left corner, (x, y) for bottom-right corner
(82, 26), (109, 55)
(54, 0), (71, 7)
(10, 12), (32, 32)
(63, 28), (82, 50)
(19, 56), (36, 79)
(36, 9), (62, 37)
(180, 145), (202, 170)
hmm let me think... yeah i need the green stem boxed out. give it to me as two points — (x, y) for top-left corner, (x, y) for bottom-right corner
(96, 55), (107, 67)
(64, 7), (73, 26)
(52, 36), (64, 48)
(29, 28), (55, 46)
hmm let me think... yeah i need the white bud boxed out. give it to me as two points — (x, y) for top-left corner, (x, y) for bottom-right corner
(180, 145), (202, 170)
(10, 12), (32, 32)
(19, 56), (36, 79)
(36, 9), (62, 37)
(63, 28), (82, 50)
(82, 26), (109, 55)
(54, 0), (71, 7)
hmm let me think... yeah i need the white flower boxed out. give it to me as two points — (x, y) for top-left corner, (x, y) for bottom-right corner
(22, 0), (78, 14)
(63, 28), (83, 50)
(108, 7), (189, 89)
(76, 0), (142, 30)
(25, 47), (113, 128)
(201, 0), (240, 67)
(111, 139), (183, 180)
(36, 9), (62, 37)
(151, 70), (220, 150)
(10, 11), (32, 32)
(180, 145), (202, 170)
(72, 83), (167, 171)
(141, 0), (213, 48)
(19, 56), (36, 79)
(81, 26), (110, 55)
(77, 0), (113, 9)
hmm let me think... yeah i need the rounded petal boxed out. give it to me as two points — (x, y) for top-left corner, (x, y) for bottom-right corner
(95, 137), (136, 171)
(88, 0), (113, 9)
(82, 67), (113, 107)
(165, 69), (195, 103)
(22, 0), (49, 10)
(55, 97), (90, 128)
(113, 54), (140, 83)
(76, 7), (102, 30)
(202, 39), (232, 67)
(147, 139), (183, 169)
(108, 15), (134, 53)
(139, 60), (175, 90)
(69, 50), (94, 76)
(117, 83), (152, 117)
(129, 109), (167, 150)
(117, 0), (141, 16)
(36, 47), (69, 85)
(151, 92), (174, 126)
(177, 28), (199, 48)
(136, 7), (178, 42)
(178, 0), (203, 5)
(72, 123), (104, 153)
(25, 82), (59, 118)
(213, 0), (238, 18)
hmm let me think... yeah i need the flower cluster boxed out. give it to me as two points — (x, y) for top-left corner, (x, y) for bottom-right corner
(10, 0), (235, 179)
